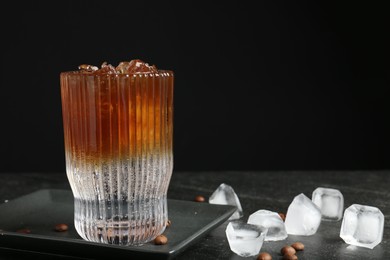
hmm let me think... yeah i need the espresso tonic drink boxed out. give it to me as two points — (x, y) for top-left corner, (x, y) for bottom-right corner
(60, 60), (173, 245)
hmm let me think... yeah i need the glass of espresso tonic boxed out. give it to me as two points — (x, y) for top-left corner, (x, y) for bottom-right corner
(60, 60), (174, 245)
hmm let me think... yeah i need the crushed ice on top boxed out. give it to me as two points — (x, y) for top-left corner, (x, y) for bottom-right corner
(209, 183), (243, 220)
(78, 59), (158, 74)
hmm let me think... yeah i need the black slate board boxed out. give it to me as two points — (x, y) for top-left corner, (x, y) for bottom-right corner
(0, 189), (236, 259)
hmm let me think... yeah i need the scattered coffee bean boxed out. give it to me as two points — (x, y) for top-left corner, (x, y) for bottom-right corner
(154, 234), (168, 245)
(16, 228), (31, 234)
(278, 212), (286, 221)
(282, 254), (298, 260)
(54, 223), (68, 232)
(106, 228), (114, 237)
(281, 245), (296, 256)
(257, 252), (272, 260)
(291, 242), (304, 251)
(166, 219), (172, 228)
(194, 195), (205, 202)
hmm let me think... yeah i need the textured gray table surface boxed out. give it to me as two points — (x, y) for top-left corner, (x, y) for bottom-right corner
(0, 170), (389, 259)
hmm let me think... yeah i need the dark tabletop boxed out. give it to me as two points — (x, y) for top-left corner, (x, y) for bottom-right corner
(0, 170), (389, 259)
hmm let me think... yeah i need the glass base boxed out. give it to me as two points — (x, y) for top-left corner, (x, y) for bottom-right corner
(74, 197), (167, 245)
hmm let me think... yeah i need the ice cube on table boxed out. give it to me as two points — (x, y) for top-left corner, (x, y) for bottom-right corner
(226, 221), (268, 257)
(209, 183), (243, 220)
(247, 209), (288, 241)
(340, 204), (384, 249)
(285, 193), (322, 236)
(312, 187), (344, 221)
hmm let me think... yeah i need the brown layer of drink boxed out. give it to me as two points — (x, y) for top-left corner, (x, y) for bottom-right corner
(60, 61), (173, 162)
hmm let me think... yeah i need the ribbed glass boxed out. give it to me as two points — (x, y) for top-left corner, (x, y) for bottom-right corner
(60, 71), (174, 245)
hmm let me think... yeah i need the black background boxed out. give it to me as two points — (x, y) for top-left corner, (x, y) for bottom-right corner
(0, 1), (387, 173)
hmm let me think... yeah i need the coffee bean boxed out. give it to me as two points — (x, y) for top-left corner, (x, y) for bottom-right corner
(54, 223), (68, 232)
(257, 252), (272, 260)
(106, 228), (114, 237)
(278, 212), (286, 221)
(283, 254), (298, 260)
(166, 219), (172, 227)
(16, 228), (31, 234)
(194, 195), (205, 202)
(291, 242), (304, 251)
(154, 234), (168, 245)
(281, 245), (296, 256)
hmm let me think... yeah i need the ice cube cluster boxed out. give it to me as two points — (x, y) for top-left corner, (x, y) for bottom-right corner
(208, 183), (385, 257)
(310, 187), (384, 249)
